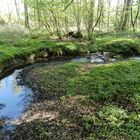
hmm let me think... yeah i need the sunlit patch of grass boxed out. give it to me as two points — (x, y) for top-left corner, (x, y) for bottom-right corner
(83, 105), (140, 140)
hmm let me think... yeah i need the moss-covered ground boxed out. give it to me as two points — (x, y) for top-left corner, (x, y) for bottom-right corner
(10, 61), (140, 139)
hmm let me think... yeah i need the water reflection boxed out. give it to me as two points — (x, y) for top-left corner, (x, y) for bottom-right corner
(71, 52), (117, 63)
(0, 70), (32, 120)
(71, 55), (115, 63)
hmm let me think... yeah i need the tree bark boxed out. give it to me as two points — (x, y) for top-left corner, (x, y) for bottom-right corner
(131, 0), (140, 32)
(24, 0), (30, 29)
(120, 0), (131, 31)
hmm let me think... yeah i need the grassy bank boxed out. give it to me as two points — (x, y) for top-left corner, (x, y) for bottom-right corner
(11, 61), (140, 139)
(0, 33), (140, 66)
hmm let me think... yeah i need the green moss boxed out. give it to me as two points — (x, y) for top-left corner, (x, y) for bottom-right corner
(0, 34), (140, 66)
(36, 61), (140, 108)
(35, 61), (140, 139)
(36, 63), (81, 98)
(98, 38), (140, 56)
(67, 61), (140, 107)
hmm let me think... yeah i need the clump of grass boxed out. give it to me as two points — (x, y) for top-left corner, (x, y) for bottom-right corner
(36, 61), (140, 110)
(36, 63), (81, 99)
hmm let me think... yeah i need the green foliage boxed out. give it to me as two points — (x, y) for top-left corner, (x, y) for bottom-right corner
(36, 61), (140, 111)
(98, 39), (140, 56)
(67, 61), (140, 110)
(0, 33), (140, 139)
(83, 105), (140, 139)
(0, 33), (140, 66)
(0, 38), (85, 65)
(36, 63), (81, 98)
(0, 19), (5, 25)
(131, 92), (140, 110)
(35, 61), (140, 139)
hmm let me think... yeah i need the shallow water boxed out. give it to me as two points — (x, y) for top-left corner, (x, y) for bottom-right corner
(72, 56), (140, 63)
(130, 57), (140, 61)
(0, 70), (32, 120)
(71, 55), (116, 63)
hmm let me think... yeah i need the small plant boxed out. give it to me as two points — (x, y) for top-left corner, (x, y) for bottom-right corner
(83, 105), (140, 139)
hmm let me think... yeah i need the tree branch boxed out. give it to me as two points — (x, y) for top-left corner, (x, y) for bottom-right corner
(63, 0), (74, 11)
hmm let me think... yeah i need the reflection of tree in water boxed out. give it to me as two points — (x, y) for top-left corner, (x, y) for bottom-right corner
(0, 103), (6, 133)
(11, 78), (22, 96)
(18, 86), (33, 113)
(0, 79), (7, 135)
(0, 103), (5, 110)
(0, 70), (29, 96)
(0, 80), (3, 89)
(4, 72), (23, 96)
(10, 73), (33, 111)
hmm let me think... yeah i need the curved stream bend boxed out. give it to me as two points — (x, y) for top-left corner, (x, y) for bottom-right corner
(0, 55), (140, 123)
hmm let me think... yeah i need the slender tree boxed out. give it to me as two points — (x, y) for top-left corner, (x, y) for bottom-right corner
(120, 0), (131, 31)
(14, 0), (20, 21)
(131, 0), (140, 32)
(24, 0), (30, 29)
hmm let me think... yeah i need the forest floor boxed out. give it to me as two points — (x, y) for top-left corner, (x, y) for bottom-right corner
(11, 61), (140, 139)
(0, 32), (140, 139)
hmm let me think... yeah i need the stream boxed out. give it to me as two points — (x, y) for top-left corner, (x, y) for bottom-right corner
(0, 55), (140, 124)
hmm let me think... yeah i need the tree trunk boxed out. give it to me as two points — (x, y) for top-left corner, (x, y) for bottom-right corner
(115, 0), (120, 31)
(14, 0), (20, 21)
(131, 0), (140, 32)
(120, 0), (131, 31)
(24, 0), (30, 29)
(107, 0), (111, 32)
